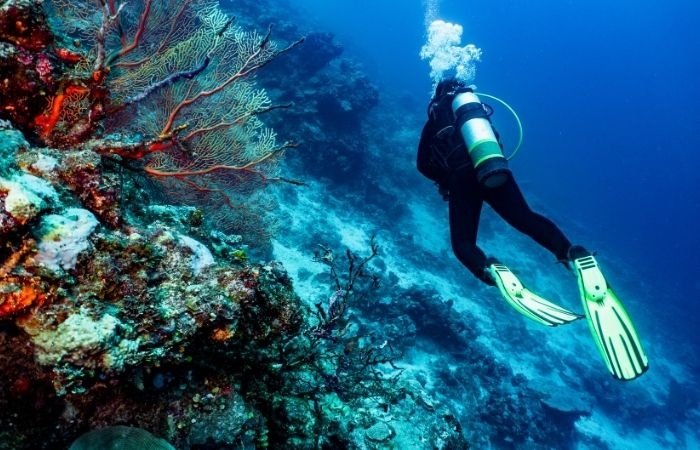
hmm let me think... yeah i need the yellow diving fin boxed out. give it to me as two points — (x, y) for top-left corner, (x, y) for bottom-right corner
(488, 263), (584, 327)
(572, 252), (649, 380)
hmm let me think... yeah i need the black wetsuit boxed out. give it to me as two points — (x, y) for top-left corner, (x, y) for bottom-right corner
(417, 104), (572, 284)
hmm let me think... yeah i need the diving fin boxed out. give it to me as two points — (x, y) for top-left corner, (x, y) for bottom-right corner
(488, 263), (584, 327)
(573, 253), (649, 381)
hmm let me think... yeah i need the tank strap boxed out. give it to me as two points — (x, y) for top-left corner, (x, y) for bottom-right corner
(454, 102), (489, 129)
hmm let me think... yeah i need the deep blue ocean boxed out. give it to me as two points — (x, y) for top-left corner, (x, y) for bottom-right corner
(291, 0), (700, 357)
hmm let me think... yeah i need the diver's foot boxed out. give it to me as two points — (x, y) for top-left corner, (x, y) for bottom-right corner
(488, 263), (584, 327)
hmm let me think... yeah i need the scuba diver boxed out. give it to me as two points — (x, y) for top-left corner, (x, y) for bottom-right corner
(417, 78), (649, 380)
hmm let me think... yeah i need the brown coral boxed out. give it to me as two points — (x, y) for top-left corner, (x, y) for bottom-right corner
(0, 0), (53, 51)
(57, 152), (122, 228)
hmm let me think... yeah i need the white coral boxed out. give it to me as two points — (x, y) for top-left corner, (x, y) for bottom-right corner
(0, 173), (58, 224)
(178, 234), (215, 275)
(31, 312), (120, 366)
(32, 208), (99, 272)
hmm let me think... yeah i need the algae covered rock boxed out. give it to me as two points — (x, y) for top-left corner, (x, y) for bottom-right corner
(0, 122), (30, 174)
(68, 426), (175, 450)
(365, 421), (393, 443)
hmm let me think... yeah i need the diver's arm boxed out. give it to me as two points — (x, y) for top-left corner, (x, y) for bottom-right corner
(417, 121), (441, 182)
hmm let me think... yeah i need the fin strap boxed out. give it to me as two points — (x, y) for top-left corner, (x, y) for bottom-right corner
(574, 255), (607, 302)
(490, 263), (524, 298)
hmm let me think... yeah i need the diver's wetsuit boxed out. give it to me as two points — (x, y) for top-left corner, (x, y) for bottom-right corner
(417, 107), (572, 285)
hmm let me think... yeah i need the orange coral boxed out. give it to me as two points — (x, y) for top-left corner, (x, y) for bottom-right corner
(210, 326), (235, 342)
(33, 84), (89, 139)
(54, 48), (84, 64)
(0, 279), (45, 318)
(0, 239), (46, 317)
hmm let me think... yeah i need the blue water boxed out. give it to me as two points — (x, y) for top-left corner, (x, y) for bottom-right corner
(291, 0), (700, 347)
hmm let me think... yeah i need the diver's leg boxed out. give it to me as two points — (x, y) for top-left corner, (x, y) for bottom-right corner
(448, 168), (493, 284)
(485, 175), (571, 262)
(480, 175), (588, 326)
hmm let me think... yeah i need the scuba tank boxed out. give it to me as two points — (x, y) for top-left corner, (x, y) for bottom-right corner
(452, 89), (511, 188)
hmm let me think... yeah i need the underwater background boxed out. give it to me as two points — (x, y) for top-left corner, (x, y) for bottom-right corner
(274, 0), (700, 447)
(0, 0), (698, 448)
(289, 0), (700, 343)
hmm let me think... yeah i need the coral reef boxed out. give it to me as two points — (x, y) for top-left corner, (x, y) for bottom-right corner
(1, 120), (469, 447)
(0, 115), (307, 447)
(0, 0), (304, 249)
(0, 1), (474, 449)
